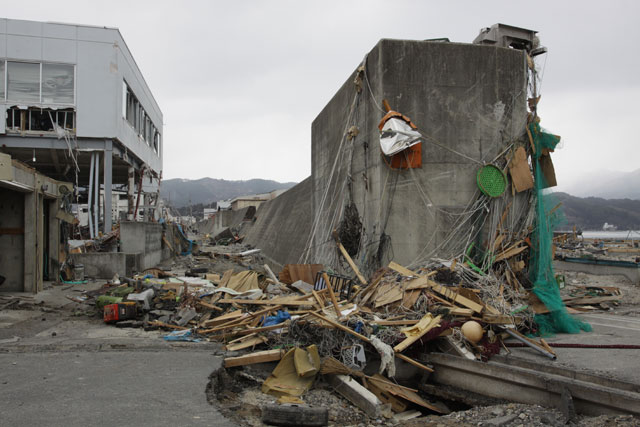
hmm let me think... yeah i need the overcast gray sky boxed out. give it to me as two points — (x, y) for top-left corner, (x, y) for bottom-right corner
(4, 0), (639, 189)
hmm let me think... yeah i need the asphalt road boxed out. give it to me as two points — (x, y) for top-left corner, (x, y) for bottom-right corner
(507, 312), (640, 384)
(0, 350), (236, 427)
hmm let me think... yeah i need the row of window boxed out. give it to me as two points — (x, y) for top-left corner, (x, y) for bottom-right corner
(0, 60), (75, 105)
(124, 83), (160, 154)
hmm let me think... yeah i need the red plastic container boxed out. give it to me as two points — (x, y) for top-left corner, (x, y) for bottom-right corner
(103, 302), (137, 323)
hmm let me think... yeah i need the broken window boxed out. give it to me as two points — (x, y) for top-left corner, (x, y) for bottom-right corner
(7, 61), (40, 103)
(5, 106), (75, 133)
(41, 63), (74, 104)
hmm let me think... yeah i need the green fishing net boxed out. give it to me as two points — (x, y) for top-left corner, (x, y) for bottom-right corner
(528, 122), (592, 336)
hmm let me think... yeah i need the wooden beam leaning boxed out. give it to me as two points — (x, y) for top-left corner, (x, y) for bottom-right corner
(332, 229), (367, 285)
(322, 272), (343, 318)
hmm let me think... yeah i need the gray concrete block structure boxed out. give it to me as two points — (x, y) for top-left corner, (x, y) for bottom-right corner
(120, 221), (164, 273)
(246, 35), (532, 277)
(0, 18), (163, 235)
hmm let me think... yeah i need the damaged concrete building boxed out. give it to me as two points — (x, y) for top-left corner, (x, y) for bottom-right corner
(0, 18), (164, 290)
(244, 25), (545, 277)
(0, 152), (71, 292)
(0, 18), (163, 232)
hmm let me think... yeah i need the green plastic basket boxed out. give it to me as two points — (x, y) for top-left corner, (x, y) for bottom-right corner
(477, 165), (507, 197)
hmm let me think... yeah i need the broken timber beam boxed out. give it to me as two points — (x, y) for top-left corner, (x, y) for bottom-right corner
(224, 349), (286, 368)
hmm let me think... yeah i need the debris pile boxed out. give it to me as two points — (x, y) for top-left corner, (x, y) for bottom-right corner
(66, 237), (591, 423)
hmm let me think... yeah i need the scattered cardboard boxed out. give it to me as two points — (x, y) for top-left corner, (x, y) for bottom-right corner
(262, 345), (320, 397)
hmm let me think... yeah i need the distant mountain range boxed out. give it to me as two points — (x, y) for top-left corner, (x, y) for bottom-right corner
(161, 177), (297, 208)
(559, 168), (640, 200)
(160, 176), (639, 230)
(553, 192), (640, 230)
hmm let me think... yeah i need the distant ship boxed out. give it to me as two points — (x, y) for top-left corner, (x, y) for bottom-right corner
(602, 222), (618, 231)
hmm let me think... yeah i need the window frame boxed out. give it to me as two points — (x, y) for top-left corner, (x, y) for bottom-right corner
(1, 59), (76, 106)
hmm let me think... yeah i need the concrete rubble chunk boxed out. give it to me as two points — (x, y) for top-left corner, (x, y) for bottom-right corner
(327, 374), (382, 418)
(485, 413), (518, 426)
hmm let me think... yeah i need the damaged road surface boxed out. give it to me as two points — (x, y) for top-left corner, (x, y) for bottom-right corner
(0, 350), (234, 427)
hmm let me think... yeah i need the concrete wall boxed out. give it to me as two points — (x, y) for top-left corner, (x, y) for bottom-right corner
(0, 18), (162, 173)
(120, 221), (163, 271)
(210, 207), (253, 237)
(71, 252), (139, 279)
(244, 177), (313, 269)
(309, 39), (528, 275)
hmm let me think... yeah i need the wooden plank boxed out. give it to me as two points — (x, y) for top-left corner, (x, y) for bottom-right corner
(372, 275), (434, 308)
(280, 264), (323, 285)
(205, 321), (290, 339)
(368, 374), (444, 413)
(449, 307), (474, 317)
(332, 229), (367, 285)
(364, 378), (408, 413)
(225, 336), (268, 352)
(216, 298), (313, 306)
(336, 241), (367, 285)
(322, 272), (343, 318)
(429, 283), (484, 313)
(388, 262), (416, 277)
(526, 125), (536, 153)
(372, 319), (420, 326)
(508, 146), (534, 192)
(394, 315), (441, 353)
(494, 245), (527, 262)
(197, 300), (224, 312)
(203, 310), (244, 327)
(357, 270), (385, 305)
(388, 353), (433, 372)
(224, 349), (285, 368)
(401, 290), (421, 309)
(311, 290), (325, 309)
